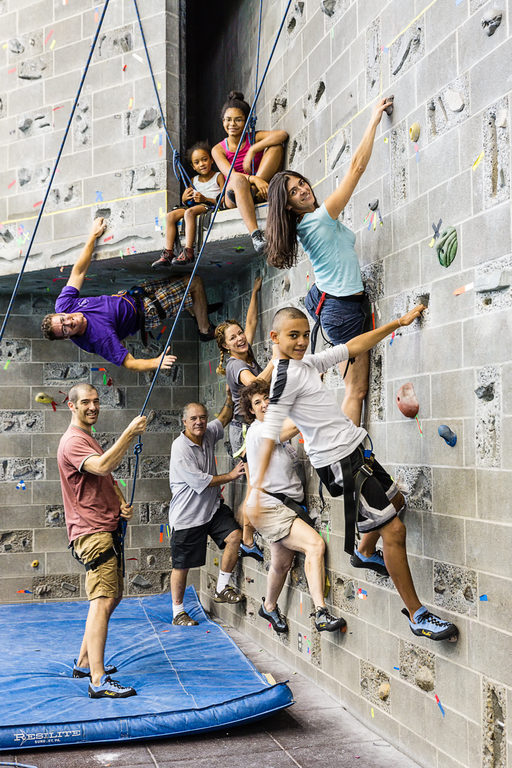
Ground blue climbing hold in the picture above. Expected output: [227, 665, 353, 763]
[438, 425, 457, 447]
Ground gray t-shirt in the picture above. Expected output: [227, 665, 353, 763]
[245, 420, 304, 510]
[225, 356, 262, 419]
[169, 419, 224, 530]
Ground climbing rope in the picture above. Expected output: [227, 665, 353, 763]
[125, 0, 292, 518]
[248, 0, 264, 173]
[0, 0, 112, 345]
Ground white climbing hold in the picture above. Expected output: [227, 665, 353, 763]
[444, 89, 464, 113]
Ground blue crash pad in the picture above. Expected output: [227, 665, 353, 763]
[0, 586, 293, 751]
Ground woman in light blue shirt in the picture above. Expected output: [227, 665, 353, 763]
[265, 97, 392, 426]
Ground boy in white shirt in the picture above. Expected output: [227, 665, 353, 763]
[252, 306, 459, 643]
[241, 380, 346, 634]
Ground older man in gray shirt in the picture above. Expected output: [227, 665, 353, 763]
[169, 391, 246, 626]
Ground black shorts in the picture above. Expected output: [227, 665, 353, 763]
[316, 443, 400, 533]
[170, 503, 241, 569]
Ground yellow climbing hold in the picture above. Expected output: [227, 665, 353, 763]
[409, 122, 420, 142]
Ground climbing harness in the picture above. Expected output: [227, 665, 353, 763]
[316, 437, 375, 556]
[69, 528, 123, 573]
[310, 289, 372, 378]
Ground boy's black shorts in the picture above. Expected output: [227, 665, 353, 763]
[316, 443, 401, 533]
[170, 503, 241, 569]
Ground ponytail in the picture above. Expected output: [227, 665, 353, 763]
[216, 348, 226, 376]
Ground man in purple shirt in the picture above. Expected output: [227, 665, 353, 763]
[41, 218, 216, 371]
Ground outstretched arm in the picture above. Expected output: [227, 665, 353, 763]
[123, 348, 177, 372]
[67, 218, 107, 291]
[324, 97, 393, 220]
[346, 304, 426, 359]
[83, 415, 147, 476]
[245, 275, 262, 345]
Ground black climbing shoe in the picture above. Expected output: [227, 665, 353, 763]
[207, 301, 223, 314]
[313, 607, 347, 633]
[259, 599, 288, 634]
[198, 323, 215, 342]
[73, 659, 117, 679]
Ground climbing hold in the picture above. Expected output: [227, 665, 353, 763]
[131, 574, 152, 588]
[435, 226, 457, 268]
[31, 559, 39, 568]
[444, 89, 465, 113]
[396, 383, 419, 419]
[496, 108, 507, 128]
[475, 269, 512, 292]
[368, 199, 379, 211]
[481, 8, 502, 36]
[384, 95, 394, 116]
[409, 122, 421, 142]
[320, 0, 337, 16]
[378, 682, 391, 700]
[474, 383, 494, 401]
[61, 581, 77, 592]
[438, 425, 457, 447]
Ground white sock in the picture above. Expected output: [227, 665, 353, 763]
[173, 602, 185, 618]
[216, 570, 231, 593]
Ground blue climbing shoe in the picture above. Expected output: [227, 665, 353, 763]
[73, 659, 117, 679]
[259, 598, 288, 634]
[438, 425, 457, 446]
[402, 607, 459, 642]
[88, 675, 136, 699]
[240, 541, 264, 562]
[350, 547, 389, 577]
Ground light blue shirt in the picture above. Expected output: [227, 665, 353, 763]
[296, 203, 363, 296]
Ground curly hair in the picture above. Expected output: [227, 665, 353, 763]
[266, 170, 319, 269]
[215, 319, 256, 375]
[41, 314, 59, 340]
[220, 90, 250, 122]
[186, 141, 212, 166]
[239, 380, 270, 425]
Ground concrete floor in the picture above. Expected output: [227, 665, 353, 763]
[3, 624, 419, 768]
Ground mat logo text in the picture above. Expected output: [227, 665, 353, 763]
[14, 728, 81, 745]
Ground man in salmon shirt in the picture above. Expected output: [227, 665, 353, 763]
[57, 382, 146, 698]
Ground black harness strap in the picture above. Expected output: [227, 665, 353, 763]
[262, 490, 316, 528]
[69, 529, 122, 572]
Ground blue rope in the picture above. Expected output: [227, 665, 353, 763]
[124, 0, 292, 518]
[249, 0, 264, 173]
[132, 0, 193, 190]
[0, 0, 112, 345]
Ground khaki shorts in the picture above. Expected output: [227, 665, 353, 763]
[247, 503, 297, 544]
[73, 531, 123, 601]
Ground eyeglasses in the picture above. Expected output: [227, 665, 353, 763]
[223, 117, 245, 124]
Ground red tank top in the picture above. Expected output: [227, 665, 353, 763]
[223, 135, 263, 174]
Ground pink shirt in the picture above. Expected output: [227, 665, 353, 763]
[223, 135, 263, 174]
[57, 425, 120, 543]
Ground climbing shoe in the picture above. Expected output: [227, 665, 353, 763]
[73, 659, 117, 679]
[88, 675, 136, 699]
[313, 607, 347, 633]
[350, 547, 389, 577]
[239, 541, 264, 562]
[198, 323, 215, 342]
[250, 229, 266, 256]
[402, 607, 459, 642]
[172, 247, 195, 266]
[151, 249, 173, 268]
[259, 599, 288, 634]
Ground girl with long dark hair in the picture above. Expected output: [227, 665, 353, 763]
[265, 97, 393, 426]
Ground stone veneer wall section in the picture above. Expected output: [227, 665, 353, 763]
[196, 2, 512, 768]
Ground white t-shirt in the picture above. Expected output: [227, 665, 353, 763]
[261, 345, 366, 468]
[193, 173, 223, 200]
[245, 420, 304, 509]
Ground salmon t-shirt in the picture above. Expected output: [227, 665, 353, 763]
[57, 425, 120, 543]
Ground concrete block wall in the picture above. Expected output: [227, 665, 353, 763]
[0, 291, 200, 604]
[0, 0, 182, 279]
[196, 2, 512, 767]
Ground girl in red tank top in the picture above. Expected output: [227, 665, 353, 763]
[212, 91, 288, 255]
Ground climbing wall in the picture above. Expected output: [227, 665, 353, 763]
[0, 0, 182, 281]
[196, 2, 512, 767]
[0, 290, 200, 603]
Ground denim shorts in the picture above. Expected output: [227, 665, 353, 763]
[305, 283, 371, 346]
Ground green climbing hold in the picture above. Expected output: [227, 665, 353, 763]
[436, 226, 457, 268]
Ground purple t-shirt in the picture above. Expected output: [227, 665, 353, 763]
[55, 286, 139, 367]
